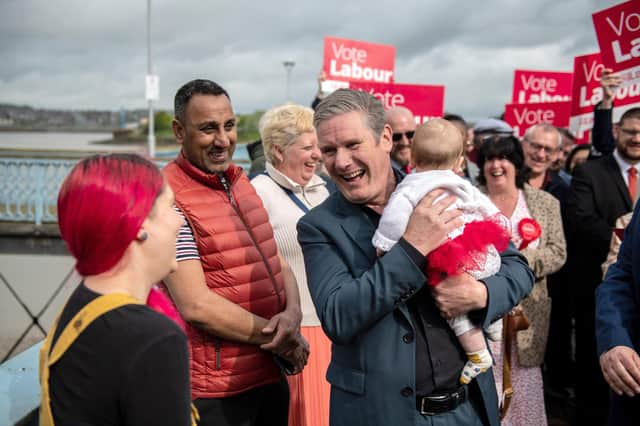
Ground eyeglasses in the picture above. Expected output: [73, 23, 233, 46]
[392, 131, 415, 142]
[524, 139, 557, 155]
[620, 128, 640, 138]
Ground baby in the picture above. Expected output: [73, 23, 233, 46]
[373, 118, 510, 385]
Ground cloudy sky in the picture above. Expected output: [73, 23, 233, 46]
[0, 0, 618, 118]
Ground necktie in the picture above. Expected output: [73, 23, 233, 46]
[629, 167, 637, 201]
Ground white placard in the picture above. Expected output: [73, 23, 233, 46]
[145, 74, 159, 101]
[321, 79, 350, 94]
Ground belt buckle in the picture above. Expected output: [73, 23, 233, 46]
[419, 397, 435, 416]
[419, 387, 464, 416]
[419, 393, 447, 416]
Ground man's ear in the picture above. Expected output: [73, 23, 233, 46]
[172, 119, 185, 145]
[454, 155, 465, 174]
[380, 124, 393, 154]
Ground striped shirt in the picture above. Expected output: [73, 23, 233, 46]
[173, 206, 200, 261]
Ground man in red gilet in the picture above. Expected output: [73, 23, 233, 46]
[162, 79, 308, 426]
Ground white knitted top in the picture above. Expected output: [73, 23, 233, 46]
[251, 162, 330, 326]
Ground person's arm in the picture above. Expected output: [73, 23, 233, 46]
[591, 68, 620, 157]
[521, 196, 567, 278]
[164, 259, 272, 345]
[372, 183, 417, 251]
[597, 204, 640, 396]
[298, 191, 462, 345]
[122, 332, 191, 426]
[311, 70, 327, 110]
[260, 255, 303, 353]
[432, 243, 534, 328]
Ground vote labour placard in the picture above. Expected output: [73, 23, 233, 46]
[504, 102, 571, 139]
[592, 1, 640, 87]
[569, 51, 640, 143]
[323, 36, 395, 85]
[511, 70, 573, 104]
[348, 82, 444, 124]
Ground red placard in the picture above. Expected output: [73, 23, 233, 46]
[592, 1, 640, 84]
[511, 70, 573, 104]
[504, 102, 571, 138]
[323, 36, 395, 84]
[348, 82, 444, 123]
[569, 51, 640, 143]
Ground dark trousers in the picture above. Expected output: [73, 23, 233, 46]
[544, 267, 575, 388]
[194, 377, 289, 426]
[608, 392, 640, 426]
[574, 286, 608, 425]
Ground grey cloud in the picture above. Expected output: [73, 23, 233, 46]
[0, 0, 618, 118]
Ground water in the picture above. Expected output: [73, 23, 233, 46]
[0, 131, 140, 151]
[0, 131, 250, 162]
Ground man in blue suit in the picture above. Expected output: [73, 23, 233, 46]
[597, 212, 640, 424]
[297, 89, 534, 426]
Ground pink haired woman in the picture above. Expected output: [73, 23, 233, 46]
[39, 154, 193, 425]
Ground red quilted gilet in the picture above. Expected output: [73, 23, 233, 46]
[163, 153, 285, 398]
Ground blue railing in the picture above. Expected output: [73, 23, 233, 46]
[0, 148, 250, 226]
[0, 158, 77, 225]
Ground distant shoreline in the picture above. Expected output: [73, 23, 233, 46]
[0, 127, 115, 134]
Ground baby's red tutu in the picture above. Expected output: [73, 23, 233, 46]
[427, 216, 510, 286]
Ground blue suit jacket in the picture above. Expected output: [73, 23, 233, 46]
[596, 202, 640, 424]
[596, 200, 640, 358]
[298, 190, 534, 426]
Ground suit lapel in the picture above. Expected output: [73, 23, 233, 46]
[604, 155, 633, 211]
[334, 192, 414, 326]
[335, 194, 377, 259]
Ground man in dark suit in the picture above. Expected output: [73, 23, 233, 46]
[566, 107, 640, 424]
[597, 200, 640, 426]
[297, 89, 534, 426]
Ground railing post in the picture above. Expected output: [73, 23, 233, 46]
[33, 164, 45, 226]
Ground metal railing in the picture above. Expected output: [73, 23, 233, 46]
[0, 158, 77, 225]
[0, 153, 250, 226]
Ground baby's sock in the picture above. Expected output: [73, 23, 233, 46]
[459, 349, 493, 385]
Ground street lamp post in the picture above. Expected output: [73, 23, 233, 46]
[283, 61, 295, 103]
[146, 0, 156, 158]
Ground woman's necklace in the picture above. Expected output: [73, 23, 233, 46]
[490, 190, 519, 218]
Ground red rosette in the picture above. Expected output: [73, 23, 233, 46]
[517, 218, 541, 250]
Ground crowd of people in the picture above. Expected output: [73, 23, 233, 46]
[37, 67, 640, 426]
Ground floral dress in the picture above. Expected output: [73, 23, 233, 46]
[489, 189, 547, 426]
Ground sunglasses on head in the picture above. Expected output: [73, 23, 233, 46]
[392, 131, 415, 142]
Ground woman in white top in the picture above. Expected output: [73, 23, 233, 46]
[251, 104, 331, 426]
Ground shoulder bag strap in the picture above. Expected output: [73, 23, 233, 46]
[39, 293, 141, 426]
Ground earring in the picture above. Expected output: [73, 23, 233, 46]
[138, 230, 148, 242]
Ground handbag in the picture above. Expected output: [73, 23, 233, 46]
[499, 308, 530, 420]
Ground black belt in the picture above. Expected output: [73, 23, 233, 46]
[416, 386, 467, 415]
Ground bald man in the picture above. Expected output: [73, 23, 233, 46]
[385, 106, 417, 173]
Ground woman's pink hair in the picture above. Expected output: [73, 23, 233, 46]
[57, 154, 164, 276]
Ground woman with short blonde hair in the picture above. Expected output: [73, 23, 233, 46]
[252, 104, 331, 426]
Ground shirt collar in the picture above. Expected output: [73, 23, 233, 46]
[613, 149, 637, 174]
[265, 162, 326, 192]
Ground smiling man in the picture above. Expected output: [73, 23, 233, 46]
[521, 124, 567, 198]
[160, 79, 308, 426]
[385, 106, 417, 174]
[297, 89, 533, 426]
